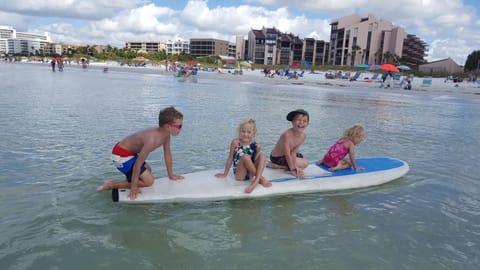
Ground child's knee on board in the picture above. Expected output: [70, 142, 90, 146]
[297, 158, 309, 169]
[256, 152, 266, 163]
[142, 177, 154, 187]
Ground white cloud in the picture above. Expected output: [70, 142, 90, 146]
[0, 0, 138, 19]
[251, 0, 480, 64]
[244, 0, 366, 14]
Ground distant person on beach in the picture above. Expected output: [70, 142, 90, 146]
[215, 118, 271, 193]
[267, 109, 309, 178]
[56, 57, 64, 72]
[384, 71, 393, 88]
[316, 125, 366, 171]
[50, 58, 56, 71]
[404, 75, 412, 90]
[96, 106, 185, 200]
[81, 58, 88, 69]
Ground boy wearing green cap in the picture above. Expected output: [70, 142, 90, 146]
[267, 109, 309, 178]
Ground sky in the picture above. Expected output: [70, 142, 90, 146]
[1, 0, 479, 65]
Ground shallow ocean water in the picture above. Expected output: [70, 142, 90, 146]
[0, 62, 479, 269]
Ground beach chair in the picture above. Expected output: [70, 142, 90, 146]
[396, 77, 405, 89]
[370, 74, 379, 81]
[349, 72, 361, 81]
[420, 78, 432, 87]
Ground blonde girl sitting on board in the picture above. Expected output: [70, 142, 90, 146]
[215, 118, 272, 193]
[317, 125, 367, 171]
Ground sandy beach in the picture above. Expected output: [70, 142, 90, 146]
[21, 61, 480, 100]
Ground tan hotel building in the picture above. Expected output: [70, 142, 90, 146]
[246, 14, 427, 68]
[329, 14, 408, 66]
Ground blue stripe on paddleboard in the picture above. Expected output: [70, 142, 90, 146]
[270, 157, 404, 183]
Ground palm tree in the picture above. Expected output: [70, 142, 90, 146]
[383, 51, 393, 63]
[351, 45, 361, 66]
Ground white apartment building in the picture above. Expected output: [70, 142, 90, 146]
[125, 39, 190, 55]
[0, 25, 51, 55]
[166, 39, 189, 55]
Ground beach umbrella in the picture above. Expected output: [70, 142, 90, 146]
[239, 61, 251, 68]
[396, 65, 411, 71]
[290, 62, 302, 68]
[187, 61, 198, 66]
[354, 63, 370, 69]
[380, 64, 400, 72]
[369, 64, 380, 70]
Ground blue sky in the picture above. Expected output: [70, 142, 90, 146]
[1, 0, 478, 64]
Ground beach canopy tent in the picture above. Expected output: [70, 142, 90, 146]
[290, 62, 302, 68]
[396, 65, 411, 71]
[302, 60, 312, 70]
[380, 64, 400, 72]
[239, 61, 251, 68]
[354, 63, 370, 69]
[218, 55, 236, 64]
[133, 56, 149, 62]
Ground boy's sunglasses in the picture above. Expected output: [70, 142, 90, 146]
[170, 123, 182, 129]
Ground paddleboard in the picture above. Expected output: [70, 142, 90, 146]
[112, 157, 408, 203]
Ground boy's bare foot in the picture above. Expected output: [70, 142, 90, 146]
[260, 176, 272, 188]
[245, 184, 256, 193]
[245, 177, 258, 193]
[96, 180, 113, 191]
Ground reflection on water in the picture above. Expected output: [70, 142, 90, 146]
[1, 63, 479, 269]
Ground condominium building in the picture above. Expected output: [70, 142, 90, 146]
[189, 38, 231, 57]
[402, 34, 428, 68]
[0, 25, 51, 55]
[303, 38, 330, 66]
[125, 41, 167, 53]
[247, 27, 328, 66]
[235, 35, 247, 60]
[329, 14, 407, 66]
[166, 40, 189, 55]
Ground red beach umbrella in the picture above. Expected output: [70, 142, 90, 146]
[187, 61, 198, 66]
[290, 62, 302, 68]
[380, 64, 400, 72]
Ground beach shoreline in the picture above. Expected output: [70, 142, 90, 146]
[10, 61, 480, 100]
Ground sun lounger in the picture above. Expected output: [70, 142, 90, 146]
[394, 77, 404, 88]
[421, 78, 432, 87]
[349, 72, 361, 81]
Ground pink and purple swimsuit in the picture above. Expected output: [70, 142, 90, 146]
[322, 139, 352, 167]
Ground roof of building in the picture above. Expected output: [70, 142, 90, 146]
[252, 29, 265, 39]
[420, 57, 458, 66]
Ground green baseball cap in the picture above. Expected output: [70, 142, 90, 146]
[286, 109, 309, 121]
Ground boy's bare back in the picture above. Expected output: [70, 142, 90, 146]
[120, 127, 171, 154]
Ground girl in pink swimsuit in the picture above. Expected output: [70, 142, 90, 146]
[317, 125, 367, 171]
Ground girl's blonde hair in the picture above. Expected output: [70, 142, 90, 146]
[238, 118, 257, 136]
[342, 125, 366, 141]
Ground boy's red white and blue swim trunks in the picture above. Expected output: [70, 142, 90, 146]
[111, 143, 146, 182]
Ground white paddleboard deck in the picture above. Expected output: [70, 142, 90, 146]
[112, 157, 409, 203]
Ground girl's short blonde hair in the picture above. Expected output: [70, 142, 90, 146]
[238, 118, 257, 136]
[342, 125, 366, 141]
